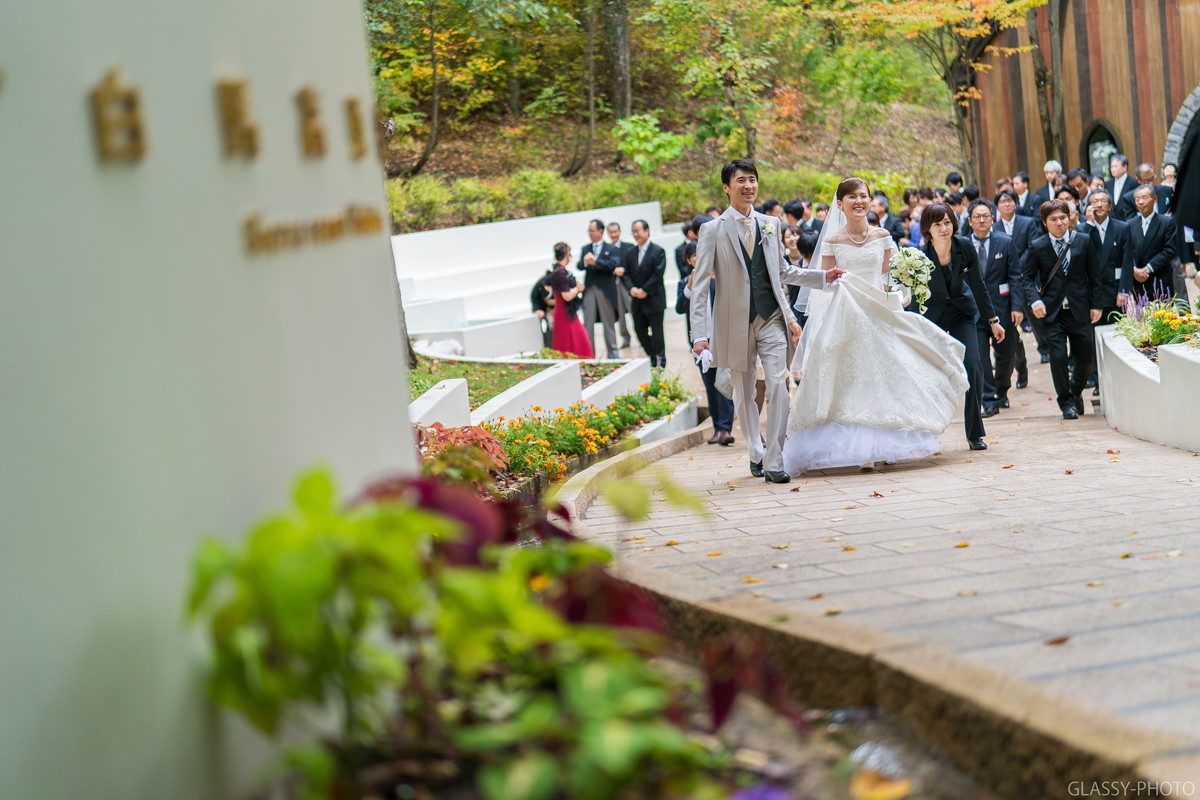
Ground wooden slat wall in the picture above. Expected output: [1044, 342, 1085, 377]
[972, 0, 1200, 185]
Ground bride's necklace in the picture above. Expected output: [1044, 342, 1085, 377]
[845, 227, 870, 245]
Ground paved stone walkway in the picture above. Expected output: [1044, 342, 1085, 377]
[597, 319, 1200, 744]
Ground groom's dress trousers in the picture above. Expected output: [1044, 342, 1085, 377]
[917, 238, 997, 442]
[1022, 233, 1103, 411]
[690, 207, 828, 474]
[576, 240, 622, 357]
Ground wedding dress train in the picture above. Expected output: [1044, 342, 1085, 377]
[783, 238, 968, 475]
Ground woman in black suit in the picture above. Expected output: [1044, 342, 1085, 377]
[917, 203, 1007, 451]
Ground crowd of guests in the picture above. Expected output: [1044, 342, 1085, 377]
[532, 153, 1198, 440]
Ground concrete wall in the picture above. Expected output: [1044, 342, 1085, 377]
[0, 2, 415, 797]
[1097, 328, 1200, 452]
[581, 358, 654, 409]
[412, 316, 544, 359]
[392, 202, 684, 322]
[470, 362, 582, 426]
[409, 379, 471, 428]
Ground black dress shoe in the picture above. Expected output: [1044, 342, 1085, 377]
[707, 431, 721, 444]
[1084, 376, 1097, 389]
[750, 460, 765, 478]
[982, 405, 999, 418]
[1062, 406, 1079, 420]
[998, 398, 1010, 409]
[969, 438, 988, 450]
[1072, 396, 1085, 414]
[1092, 387, 1100, 397]
[764, 470, 791, 484]
[1040, 354, 1051, 364]
[717, 431, 735, 446]
[1015, 376, 1029, 389]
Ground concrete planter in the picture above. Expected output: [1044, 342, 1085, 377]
[408, 378, 470, 427]
[470, 361, 582, 426]
[630, 398, 699, 446]
[581, 358, 653, 408]
[410, 315, 543, 359]
[1096, 326, 1200, 452]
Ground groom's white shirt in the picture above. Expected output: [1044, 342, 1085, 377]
[690, 205, 826, 371]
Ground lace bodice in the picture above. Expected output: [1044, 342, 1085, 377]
[823, 236, 893, 285]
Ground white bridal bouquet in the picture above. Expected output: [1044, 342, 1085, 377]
[889, 246, 934, 312]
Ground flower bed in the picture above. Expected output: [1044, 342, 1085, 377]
[1111, 296, 1200, 361]
[418, 371, 692, 495]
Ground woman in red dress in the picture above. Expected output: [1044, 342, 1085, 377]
[548, 242, 594, 358]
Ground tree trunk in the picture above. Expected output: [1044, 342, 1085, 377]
[604, 0, 631, 119]
[1047, 0, 1067, 162]
[503, 42, 521, 114]
[563, 0, 596, 176]
[405, 0, 439, 177]
[721, 71, 756, 160]
[1026, 7, 1062, 163]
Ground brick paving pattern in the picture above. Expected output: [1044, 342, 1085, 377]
[596, 318, 1200, 742]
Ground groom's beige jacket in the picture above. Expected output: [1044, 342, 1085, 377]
[690, 206, 827, 371]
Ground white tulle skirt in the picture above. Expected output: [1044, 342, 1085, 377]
[783, 422, 940, 474]
[784, 273, 967, 476]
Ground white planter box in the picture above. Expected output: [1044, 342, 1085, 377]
[1097, 326, 1200, 452]
[582, 358, 653, 409]
[408, 378, 471, 427]
[631, 398, 698, 446]
[471, 361, 583, 425]
[411, 316, 543, 359]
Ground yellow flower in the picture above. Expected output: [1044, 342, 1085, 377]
[531, 405, 543, 412]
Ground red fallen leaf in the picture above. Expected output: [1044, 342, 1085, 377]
[869, 491, 885, 498]
[807, 592, 826, 600]
[790, 487, 801, 493]
[1002, 465, 1015, 469]
[1064, 470, 1074, 475]
[1045, 636, 1070, 646]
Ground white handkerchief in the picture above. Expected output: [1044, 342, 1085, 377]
[694, 349, 714, 373]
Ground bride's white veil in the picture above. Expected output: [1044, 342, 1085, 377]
[794, 191, 845, 314]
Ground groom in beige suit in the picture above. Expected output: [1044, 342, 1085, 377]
[691, 160, 843, 483]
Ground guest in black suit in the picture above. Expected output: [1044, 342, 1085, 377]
[917, 203, 1006, 451]
[870, 193, 906, 245]
[1121, 185, 1178, 302]
[622, 219, 668, 367]
[1105, 154, 1134, 209]
[679, 241, 735, 445]
[945, 171, 964, 194]
[1114, 163, 1174, 221]
[530, 269, 556, 348]
[1080, 187, 1135, 396]
[994, 189, 1039, 384]
[1013, 171, 1040, 218]
[576, 218, 623, 358]
[606, 221, 636, 348]
[1023, 200, 1104, 419]
[1065, 168, 1091, 209]
[675, 222, 695, 279]
[1035, 160, 1063, 204]
[965, 200, 1023, 417]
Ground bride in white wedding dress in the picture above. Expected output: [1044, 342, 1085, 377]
[783, 178, 969, 475]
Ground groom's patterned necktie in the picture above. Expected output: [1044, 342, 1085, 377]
[738, 216, 754, 257]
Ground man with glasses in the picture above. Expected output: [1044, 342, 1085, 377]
[965, 199, 1023, 417]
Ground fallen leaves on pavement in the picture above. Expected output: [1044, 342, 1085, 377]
[849, 768, 914, 800]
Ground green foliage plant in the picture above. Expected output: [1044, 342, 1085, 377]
[612, 113, 692, 174]
[188, 468, 748, 800]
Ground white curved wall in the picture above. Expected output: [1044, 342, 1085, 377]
[1097, 328, 1200, 452]
[0, 2, 414, 797]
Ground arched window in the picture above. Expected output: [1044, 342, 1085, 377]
[1081, 121, 1122, 177]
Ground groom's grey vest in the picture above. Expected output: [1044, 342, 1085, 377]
[740, 221, 780, 322]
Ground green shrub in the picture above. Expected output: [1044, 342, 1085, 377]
[580, 174, 634, 210]
[387, 174, 452, 230]
[509, 169, 574, 217]
[612, 113, 692, 174]
[448, 177, 506, 224]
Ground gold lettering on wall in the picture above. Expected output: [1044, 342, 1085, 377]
[216, 79, 259, 159]
[345, 97, 366, 161]
[295, 86, 325, 158]
[90, 68, 147, 163]
[242, 204, 384, 255]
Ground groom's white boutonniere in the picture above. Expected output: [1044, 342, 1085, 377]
[759, 220, 777, 241]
